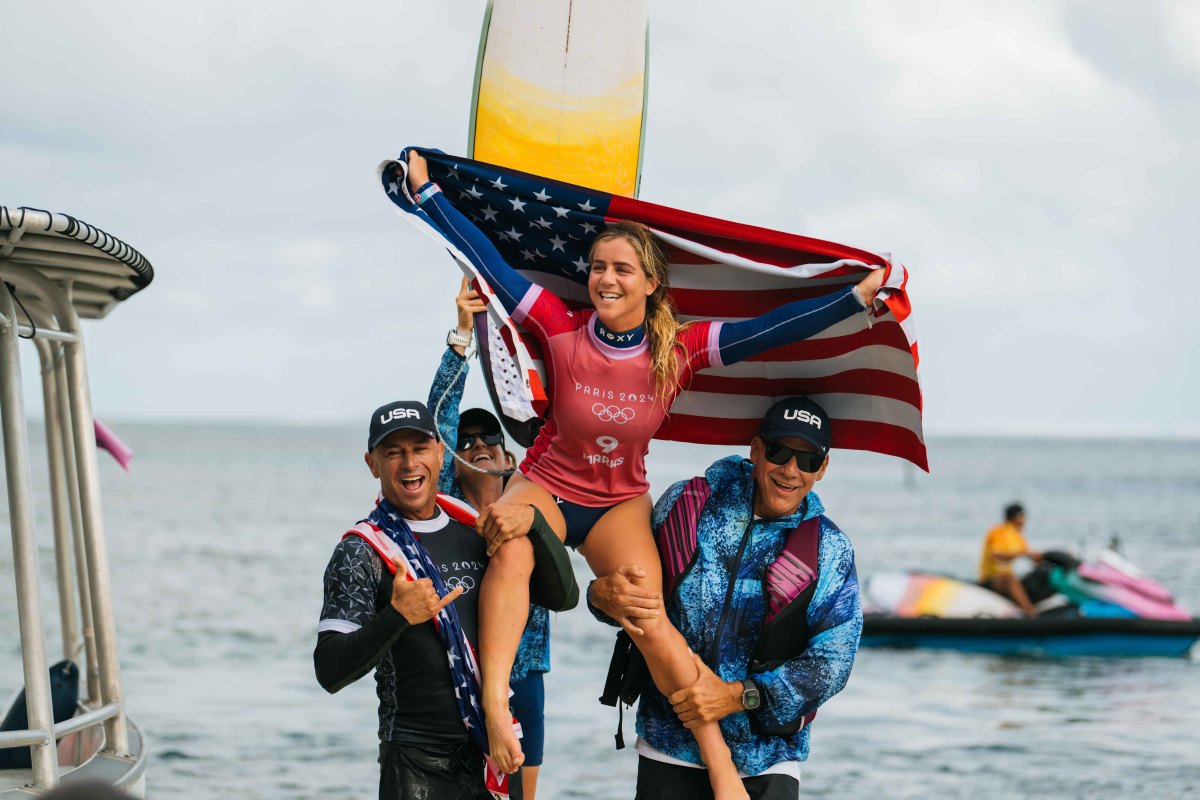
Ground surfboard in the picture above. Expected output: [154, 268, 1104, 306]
[468, 0, 649, 198]
[466, 0, 650, 446]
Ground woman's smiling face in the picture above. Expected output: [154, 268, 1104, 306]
[587, 237, 657, 332]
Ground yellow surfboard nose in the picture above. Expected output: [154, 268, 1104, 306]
[469, 0, 649, 198]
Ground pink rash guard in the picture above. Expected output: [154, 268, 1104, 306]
[514, 286, 722, 506]
[411, 178, 867, 509]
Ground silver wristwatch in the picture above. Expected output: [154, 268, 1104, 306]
[740, 679, 761, 711]
[446, 327, 472, 348]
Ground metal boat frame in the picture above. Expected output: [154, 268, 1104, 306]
[1, 206, 152, 796]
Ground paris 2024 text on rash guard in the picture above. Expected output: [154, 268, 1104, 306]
[416, 182, 868, 507]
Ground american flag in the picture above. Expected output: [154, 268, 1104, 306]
[380, 149, 926, 470]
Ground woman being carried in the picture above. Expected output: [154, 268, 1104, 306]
[405, 151, 883, 800]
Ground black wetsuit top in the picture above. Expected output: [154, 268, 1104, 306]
[314, 509, 487, 743]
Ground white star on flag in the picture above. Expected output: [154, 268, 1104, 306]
[552, 206, 570, 218]
[578, 199, 596, 212]
[490, 176, 508, 192]
[481, 206, 499, 222]
[505, 227, 523, 242]
[466, 184, 483, 199]
[533, 188, 552, 202]
[508, 196, 527, 213]
[549, 236, 566, 251]
[573, 256, 589, 273]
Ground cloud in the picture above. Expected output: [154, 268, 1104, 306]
[1166, 2, 1200, 75]
[4, 0, 1197, 436]
[859, 4, 1103, 115]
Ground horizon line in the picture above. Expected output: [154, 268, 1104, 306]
[23, 415, 1200, 442]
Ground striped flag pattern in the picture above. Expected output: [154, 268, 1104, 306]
[380, 149, 926, 470]
[347, 493, 513, 798]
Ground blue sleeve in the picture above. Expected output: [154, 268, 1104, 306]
[418, 183, 534, 314]
[750, 524, 863, 731]
[427, 347, 468, 496]
[716, 286, 865, 366]
[651, 479, 690, 531]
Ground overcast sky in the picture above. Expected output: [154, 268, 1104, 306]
[3, 1, 1198, 438]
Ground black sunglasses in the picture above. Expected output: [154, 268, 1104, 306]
[456, 431, 504, 451]
[762, 440, 825, 472]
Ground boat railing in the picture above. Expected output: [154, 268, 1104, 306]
[0, 703, 119, 749]
[1, 253, 133, 791]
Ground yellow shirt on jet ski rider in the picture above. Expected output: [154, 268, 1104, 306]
[979, 522, 1030, 581]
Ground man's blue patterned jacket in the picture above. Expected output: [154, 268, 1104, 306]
[603, 455, 863, 775]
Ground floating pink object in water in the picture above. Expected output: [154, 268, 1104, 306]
[94, 418, 132, 472]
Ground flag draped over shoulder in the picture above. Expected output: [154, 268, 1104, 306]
[346, 494, 513, 799]
[380, 149, 927, 471]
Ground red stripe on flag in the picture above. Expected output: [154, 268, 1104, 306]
[521, 334, 544, 361]
[656, 415, 928, 471]
[670, 285, 857, 317]
[837, 419, 929, 472]
[881, 264, 912, 324]
[608, 195, 889, 269]
[739, 322, 913, 361]
[684, 369, 923, 410]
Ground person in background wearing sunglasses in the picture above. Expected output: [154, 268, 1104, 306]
[589, 397, 862, 800]
[426, 277, 554, 800]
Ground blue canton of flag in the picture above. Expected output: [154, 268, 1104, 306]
[385, 149, 612, 292]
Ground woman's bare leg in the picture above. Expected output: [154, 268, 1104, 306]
[580, 495, 748, 800]
[478, 473, 566, 773]
[522, 766, 540, 800]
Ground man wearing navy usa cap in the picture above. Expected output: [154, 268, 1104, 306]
[590, 396, 862, 800]
[314, 400, 577, 800]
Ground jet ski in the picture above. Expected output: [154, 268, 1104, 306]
[860, 549, 1200, 657]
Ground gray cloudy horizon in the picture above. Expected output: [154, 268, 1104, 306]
[3, 1, 1198, 440]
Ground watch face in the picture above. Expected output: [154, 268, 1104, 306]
[742, 683, 761, 709]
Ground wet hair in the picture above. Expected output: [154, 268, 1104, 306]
[588, 221, 690, 400]
[1004, 503, 1025, 522]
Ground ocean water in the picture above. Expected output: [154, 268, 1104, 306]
[2, 425, 1198, 799]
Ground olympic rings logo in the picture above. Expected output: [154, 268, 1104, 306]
[592, 403, 636, 424]
[444, 575, 477, 593]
